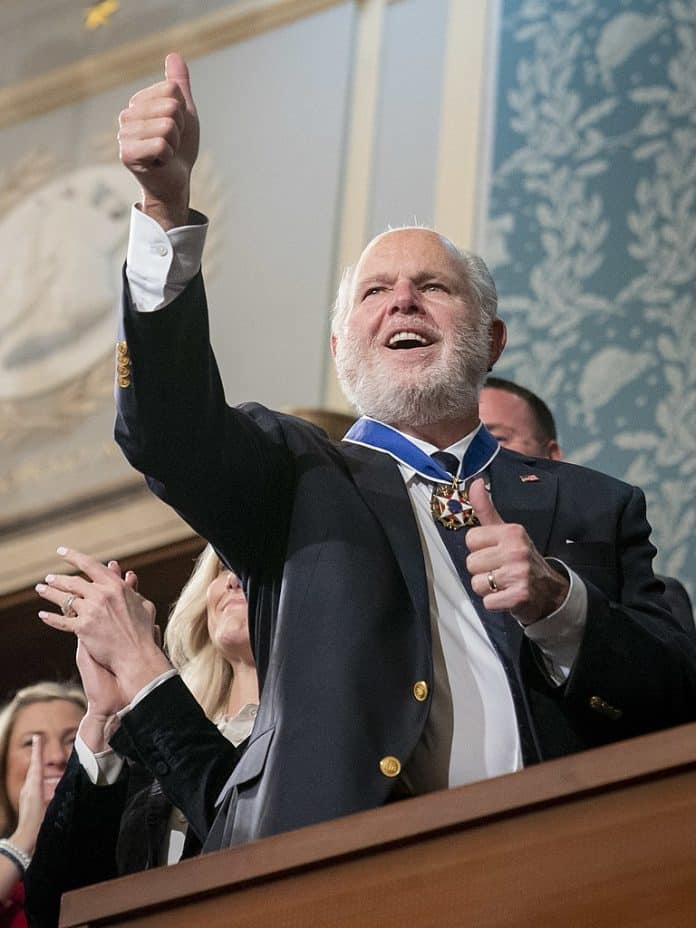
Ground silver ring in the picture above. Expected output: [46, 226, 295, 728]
[487, 571, 498, 593]
[61, 594, 78, 617]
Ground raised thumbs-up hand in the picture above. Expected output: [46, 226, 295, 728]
[118, 52, 200, 230]
[465, 478, 569, 624]
[468, 477, 503, 527]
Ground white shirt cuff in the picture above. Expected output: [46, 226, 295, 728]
[75, 730, 124, 786]
[75, 670, 179, 785]
[116, 668, 179, 718]
[125, 205, 208, 312]
[522, 561, 588, 685]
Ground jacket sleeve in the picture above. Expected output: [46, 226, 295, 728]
[24, 751, 128, 928]
[110, 675, 244, 843]
[114, 271, 294, 579]
[659, 575, 695, 636]
[525, 483, 696, 756]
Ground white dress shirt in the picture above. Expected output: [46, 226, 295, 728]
[392, 428, 586, 790]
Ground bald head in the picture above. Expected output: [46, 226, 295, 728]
[332, 227, 498, 336]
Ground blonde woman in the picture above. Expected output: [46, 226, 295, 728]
[27, 546, 257, 928]
[0, 682, 85, 928]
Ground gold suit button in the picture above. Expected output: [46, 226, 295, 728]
[379, 756, 401, 778]
[589, 695, 622, 720]
[116, 341, 129, 356]
[413, 681, 429, 702]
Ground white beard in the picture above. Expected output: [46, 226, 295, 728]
[334, 319, 491, 428]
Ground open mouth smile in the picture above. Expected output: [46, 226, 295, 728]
[387, 331, 435, 350]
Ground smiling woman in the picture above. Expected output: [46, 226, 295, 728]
[25, 545, 259, 928]
[0, 682, 86, 928]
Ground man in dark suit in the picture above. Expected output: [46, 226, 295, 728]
[37, 54, 696, 856]
[480, 376, 695, 635]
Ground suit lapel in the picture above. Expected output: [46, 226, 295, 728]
[489, 451, 558, 555]
[340, 442, 429, 622]
[338, 443, 552, 766]
[337, 446, 558, 613]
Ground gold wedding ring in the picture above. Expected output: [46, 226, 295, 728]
[61, 594, 78, 617]
[487, 571, 498, 593]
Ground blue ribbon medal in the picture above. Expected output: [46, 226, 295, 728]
[344, 417, 499, 530]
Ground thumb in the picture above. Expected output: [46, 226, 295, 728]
[468, 478, 504, 526]
[165, 52, 195, 111]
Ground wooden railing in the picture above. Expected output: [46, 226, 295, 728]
[60, 720, 696, 927]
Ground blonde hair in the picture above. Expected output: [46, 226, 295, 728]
[0, 681, 86, 836]
[164, 545, 234, 723]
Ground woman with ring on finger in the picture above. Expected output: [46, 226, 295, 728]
[27, 545, 258, 928]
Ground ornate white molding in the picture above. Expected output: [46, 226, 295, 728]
[0, 0, 345, 129]
[0, 486, 194, 596]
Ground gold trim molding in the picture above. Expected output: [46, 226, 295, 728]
[0, 486, 194, 596]
[0, 0, 345, 129]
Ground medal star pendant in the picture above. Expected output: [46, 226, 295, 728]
[430, 480, 479, 530]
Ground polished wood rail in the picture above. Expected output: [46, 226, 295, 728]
[61, 721, 696, 927]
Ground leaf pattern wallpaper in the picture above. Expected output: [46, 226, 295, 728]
[485, 0, 696, 592]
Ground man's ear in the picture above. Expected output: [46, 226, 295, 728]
[488, 318, 507, 370]
[330, 333, 337, 359]
[548, 440, 563, 461]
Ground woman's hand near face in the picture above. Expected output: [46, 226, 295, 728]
[10, 734, 47, 857]
[36, 548, 172, 703]
[0, 736, 45, 902]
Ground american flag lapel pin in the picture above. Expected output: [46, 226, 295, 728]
[520, 474, 540, 483]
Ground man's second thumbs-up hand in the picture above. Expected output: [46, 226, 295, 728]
[118, 52, 200, 230]
[465, 478, 569, 624]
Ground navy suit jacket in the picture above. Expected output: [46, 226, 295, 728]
[112, 271, 696, 851]
[659, 575, 695, 636]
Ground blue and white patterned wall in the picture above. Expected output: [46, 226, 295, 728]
[484, 0, 696, 592]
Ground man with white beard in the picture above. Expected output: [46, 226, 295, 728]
[54, 54, 696, 853]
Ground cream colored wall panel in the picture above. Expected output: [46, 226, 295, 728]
[434, 0, 492, 249]
[0, 492, 192, 596]
[368, 0, 449, 235]
[325, 0, 386, 411]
